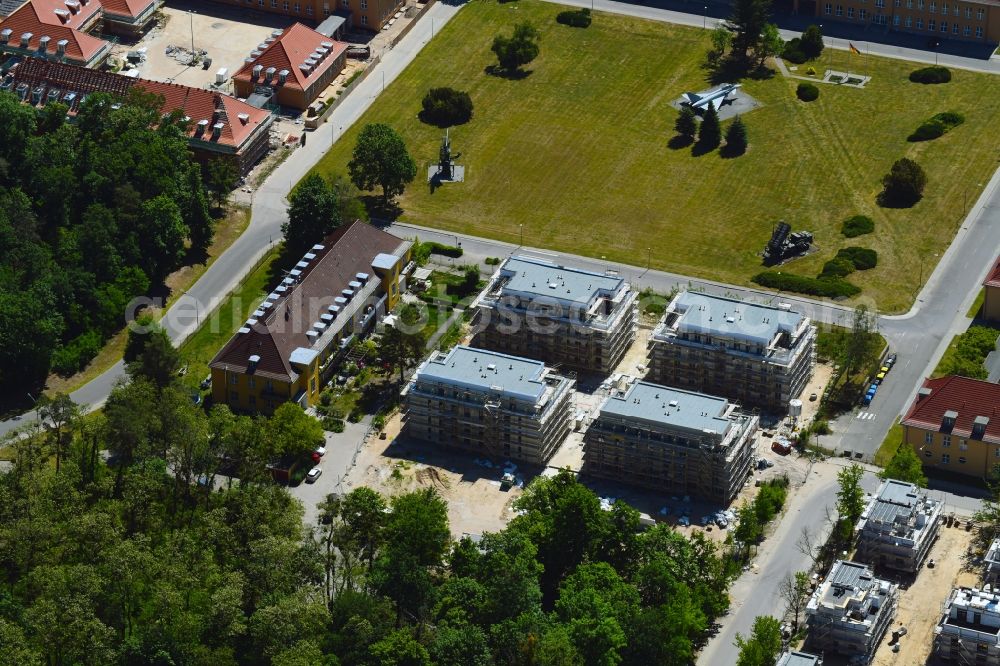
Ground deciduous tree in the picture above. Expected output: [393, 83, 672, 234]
[283, 173, 342, 255]
[491, 22, 541, 73]
[348, 123, 418, 205]
[735, 615, 783, 666]
[880, 443, 928, 487]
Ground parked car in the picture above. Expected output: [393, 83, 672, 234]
[314, 445, 327, 457]
[886, 353, 898, 367]
[306, 467, 322, 483]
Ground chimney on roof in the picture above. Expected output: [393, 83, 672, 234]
[277, 69, 288, 85]
[917, 387, 932, 401]
[195, 118, 209, 136]
[0, 29, 11, 44]
[252, 64, 263, 80]
[20, 33, 33, 49]
[38, 36, 50, 53]
[56, 39, 68, 56]
[212, 122, 224, 140]
[299, 63, 311, 76]
[54, 8, 70, 21]
[237, 112, 250, 125]
[264, 66, 276, 83]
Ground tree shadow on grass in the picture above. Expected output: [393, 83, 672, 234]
[484, 65, 532, 80]
[361, 195, 403, 224]
[690, 140, 719, 157]
[719, 144, 746, 159]
[704, 56, 776, 86]
[668, 135, 694, 150]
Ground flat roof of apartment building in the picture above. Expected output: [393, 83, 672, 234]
[494, 256, 625, 306]
[942, 587, 1000, 636]
[860, 478, 939, 527]
[414, 345, 562, 404]
[597, 378, 733, 435]
[777, 652, 822, 666]
[810, 560, 894, 624]
[659, 291, 806, 348]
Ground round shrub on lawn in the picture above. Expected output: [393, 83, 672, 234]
[420, 87, 473, 127]
[841, 215, 874, 238]
[796, 82, 819, 102]
[909, 65, 951, 84]
[821, 257, 856, 279]
[556, 8, 592, 27]
[838, 246, 878, 270]
[908, 119, 946, 142]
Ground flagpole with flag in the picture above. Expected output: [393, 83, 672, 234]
[848, 41, 861, 79]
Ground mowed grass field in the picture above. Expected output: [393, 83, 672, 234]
[313, 0, 1000, 313]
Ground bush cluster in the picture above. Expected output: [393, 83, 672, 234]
[782, 39, 808, 64]
[841, 215, 874, 238]
[50, 330, 103, 376]
[907, 111, 965, 142]
[752, 271, 862, 298]
[880, 157, 927, 208]
[796, 82, 819, 102]
[754, 478, 789, 524]
[909, 65, 952, 83]
[837, 246, 878, 270]
[420, 87, 473, 127]
[556, 8, 592, 27]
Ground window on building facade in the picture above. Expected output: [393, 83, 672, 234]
[294, 2, 300, 11]
[283, 0, 289, 8]
[875, 14, 887, 24]
[942, 454, 950, 464]
[876, 0, 884, 7]
[893, 14, 901, 24]
[928, 18, 936, 29]
[895, 0, 901, 6]
[964, 25, 971, 34]
[942, 2, 948, 12]
[343, 0, 349, 6]
[976, 26, 983, 37]
[860, 8, 868, 18]
[361, 0, 367, 8]
[272, 0, 277, 7]
[925, 432, 934, 445]
[825, 3, 832, 13]
[977, 7, 984, 19]
[907, 0, 913, 7]
[953, 4, 959, 15]
[848, 6, 855, 17]
[941, 20, 948, 30]
[361, 14, 368, 24]
[917, 0, 924, 10]
[929, 2, 936, 12]
[837, 4, 844, 14]
[916, 17, 924, 27]
[943, 435, 952, 447]
[905, 15, 912, 25]
[953, 22, 959, 32]
[306, 5, 312, 14]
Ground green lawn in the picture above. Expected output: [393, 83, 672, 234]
[313, 0, 1000, 313]
[177, 248, 284, 393]
[874, 418, 903, 467]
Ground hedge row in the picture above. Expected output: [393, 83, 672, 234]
[426, 241, 463, 258]
[841, 215, 874, 238]
[908, 111, 965, 142]
[909, 66, 951, 84]
[752, 271, 861, 298]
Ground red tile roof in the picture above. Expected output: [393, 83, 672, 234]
[985, 256, 1000, 289]
[902, 376, 1000, 445]
[100, 0, 155, 18]
[18, 0, 101, 30]
[6, 58, 272, 151]
[136, 78, 272, 150]
[0, 1, 107, 62]
[233, 22, 348, 92]
[211, 221, 409, 382]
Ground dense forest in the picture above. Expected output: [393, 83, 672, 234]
[1, 358, 736, 665]
[0, 88, 214, 405]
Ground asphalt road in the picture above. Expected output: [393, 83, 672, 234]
[0, 0, 464, 438]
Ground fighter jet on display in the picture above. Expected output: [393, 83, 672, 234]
[682, 83, 741, 111]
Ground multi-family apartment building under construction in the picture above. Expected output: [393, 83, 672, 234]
[934, 586, 1000, 664]
[806, 560, 898, 662]
[647, 292, 816, 413]
[403, 345, 574, 465]
[472, 256, 637, 374]
[582, 375, 757, 504]
[854, 478, 942, 573]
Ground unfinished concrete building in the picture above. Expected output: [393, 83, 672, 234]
[934, 587, 1000, 664]
[647, 292, 816, 413]
[403, 345, 574, 465]
[806, 560, 898, 662]
[472, 256, 637, 374]
[985, 540, 1000, 588]
[582, 376, 757, 504]
[854, 479, 942, 573]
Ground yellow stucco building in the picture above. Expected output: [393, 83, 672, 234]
[210, 220, 412, 413]
[984, 256, 1000, 323]
[902, 375, 1000, 479]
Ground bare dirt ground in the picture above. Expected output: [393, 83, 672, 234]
[870, 523, 979, 666]
[344, 411, 523, 538]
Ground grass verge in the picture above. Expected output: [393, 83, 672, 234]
[313, 0, 1000, 313]
[873, 418, 903, 467]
